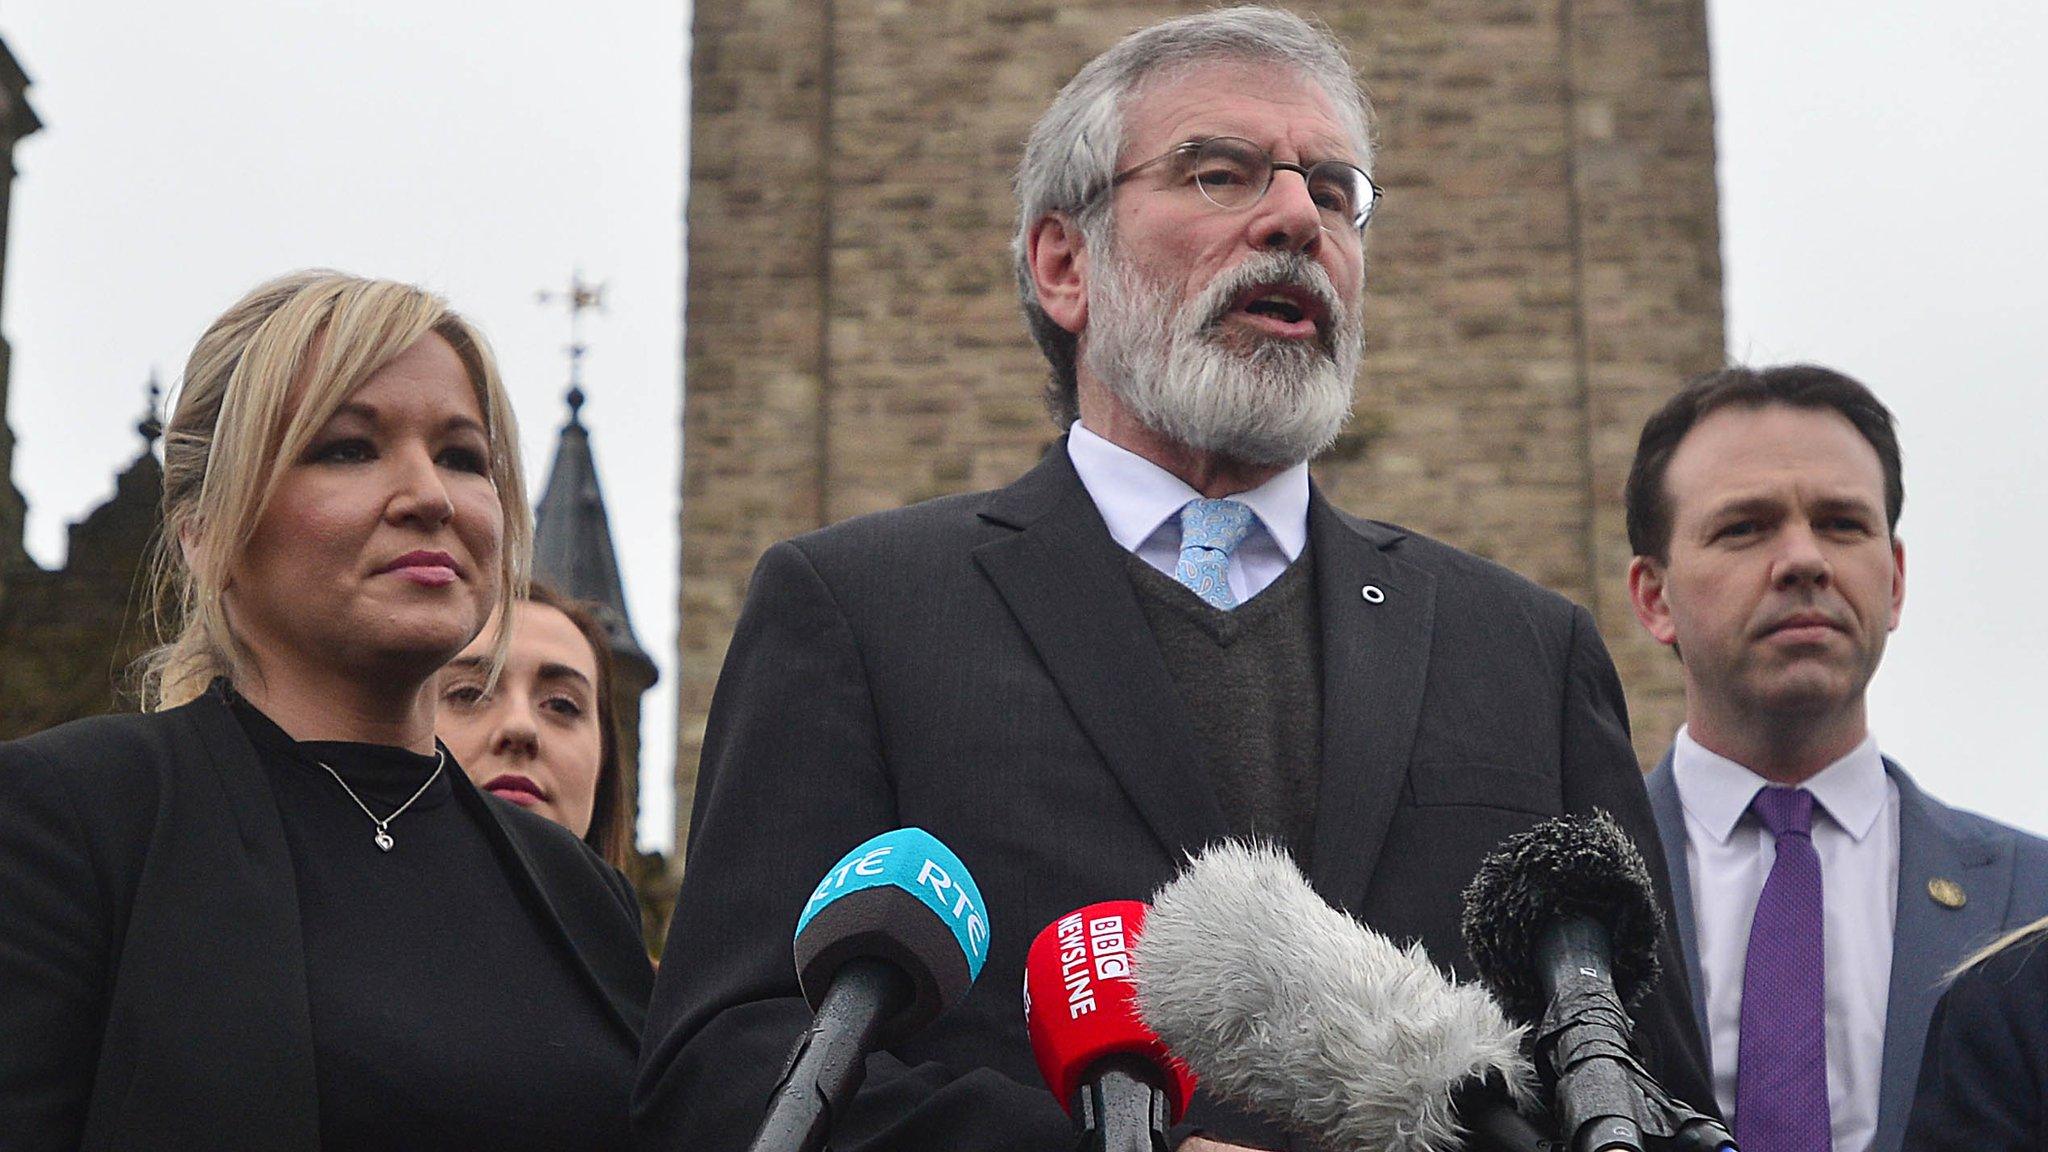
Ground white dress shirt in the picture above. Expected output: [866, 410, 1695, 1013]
[1065, 421, 1309, 602]
[1672, 726, 1899, 1152]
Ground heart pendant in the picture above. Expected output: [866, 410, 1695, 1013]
[375, 830, 395, 852]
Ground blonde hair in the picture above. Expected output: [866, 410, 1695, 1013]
[140, 270, 531, 710]
[1949, 913, 2048, 981]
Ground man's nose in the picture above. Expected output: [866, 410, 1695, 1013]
[1772, 523, 1831, 589]
[1248, 168, 1324, 255]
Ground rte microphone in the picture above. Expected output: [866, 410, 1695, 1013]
[1461, 811, 1736, 1152]
[1135, 840, 1536, 1152]
[746, 827, 991, 1152]
[1024, 901, 1196, 1152]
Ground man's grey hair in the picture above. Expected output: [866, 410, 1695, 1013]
[1011, 6, 1376, 427]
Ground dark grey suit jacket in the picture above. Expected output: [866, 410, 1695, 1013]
[1647, 752, 2048, 1152]
[637, 445, 1714, 1150]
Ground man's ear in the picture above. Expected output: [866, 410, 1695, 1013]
[1889, 533, 1906, 631]
[1027, 212, 1088, 335]
[1627, 555, 1678, 647]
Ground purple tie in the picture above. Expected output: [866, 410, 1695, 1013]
[1736, 787, 1832, 1152]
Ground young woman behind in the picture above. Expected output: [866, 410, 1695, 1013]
[436, 583, 634, 872]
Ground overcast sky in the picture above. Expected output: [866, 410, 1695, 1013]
[1, 2, 2042, 849]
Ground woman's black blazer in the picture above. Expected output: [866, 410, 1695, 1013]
[0, 689, 654, 1151]
[1904, 934, 2048, 1151]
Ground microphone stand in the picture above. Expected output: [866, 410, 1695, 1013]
[1534, 919, 1736, 1152]
[746, 957, 913, 1152]
[1069, 1054, 1173, 1152]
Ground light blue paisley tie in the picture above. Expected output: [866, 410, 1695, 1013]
[1174, 498, 1257, 610]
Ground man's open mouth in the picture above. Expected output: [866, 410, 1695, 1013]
[1218, 282, 1331, 348]
[1244, 292, 1308, 324]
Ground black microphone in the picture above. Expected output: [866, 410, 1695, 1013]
[1135, 839, 1538, 1152]
[1461, 811, 1736, 1152]
[746, 828, 991, 1152]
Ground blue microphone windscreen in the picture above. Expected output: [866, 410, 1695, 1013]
[793, 828, 991, 1040]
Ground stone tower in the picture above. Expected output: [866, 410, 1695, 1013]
[0, 39, 179, 736]
[0, 39, 167, 737]
[679, 1, 1723, 853]
[0, 38, 42, 575]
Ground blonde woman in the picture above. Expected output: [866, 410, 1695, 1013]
[0, 272, 651, 1151]
[1901, 914, 2048, 1150]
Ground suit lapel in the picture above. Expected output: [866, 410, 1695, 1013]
[1873, 761, 2005, 1152]
[1304, 495, 1436, 913]
[1646, 753, 1710, 1056]
[117, 692, 320, 1148]
[454, 769, 646, 1039]
[974, 446, 1227, 860]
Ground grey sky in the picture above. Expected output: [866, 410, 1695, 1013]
[1, 2, 2040, 851]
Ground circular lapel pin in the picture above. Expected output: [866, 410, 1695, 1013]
[1927, 878, 1967, 909]
[1360, 585, 1385, 604]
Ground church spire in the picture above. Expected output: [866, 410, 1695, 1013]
[530, 276, 654, 681]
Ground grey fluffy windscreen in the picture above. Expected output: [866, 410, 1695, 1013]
[1136, 840, 1532, 1152]
[1458, 809, 1665, 1024]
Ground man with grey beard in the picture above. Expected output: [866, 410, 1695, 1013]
[638, 9, 1714, 1151]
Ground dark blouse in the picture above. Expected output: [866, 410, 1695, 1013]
[231, 692, 637, 1152]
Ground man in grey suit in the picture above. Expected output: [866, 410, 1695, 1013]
[1624, 364, 2048, 1152]
[638, 9, 1713, 1150]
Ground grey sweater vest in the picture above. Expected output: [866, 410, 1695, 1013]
[1125, 550, 1323, 868]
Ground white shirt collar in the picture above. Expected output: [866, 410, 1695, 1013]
[1066, 421, 1309, 560]
[1671, 725, 1889, 844]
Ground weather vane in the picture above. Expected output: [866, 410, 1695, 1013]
[536, 270, 607, 418]
[139, 368, 163, 446]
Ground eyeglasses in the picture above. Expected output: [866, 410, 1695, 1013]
[1089, 136, 1383, 233]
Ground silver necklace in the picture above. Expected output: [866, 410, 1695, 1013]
[316, 749, 446, 852]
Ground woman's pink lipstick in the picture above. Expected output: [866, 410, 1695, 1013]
[378, 550, 460, 587]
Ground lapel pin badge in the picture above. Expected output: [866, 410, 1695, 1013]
[1927, 878, 1967, 909]
[1360, 584, 1385, 604]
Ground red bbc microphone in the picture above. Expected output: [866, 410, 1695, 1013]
[1024, 901, 1195, 1152]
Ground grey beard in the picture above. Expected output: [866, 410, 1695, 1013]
[1084, 248, 1364, 469]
